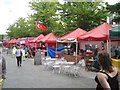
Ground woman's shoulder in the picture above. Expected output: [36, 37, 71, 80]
[97, 71, 107, 77]
[96, 71, 109, 79]
[97, 67, 118, 78]
[96, 72, 108, 82]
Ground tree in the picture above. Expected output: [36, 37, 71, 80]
[7, 17, 30, 39]
[106, 2, 120, 24]
[0, 34, 4, 42]
[6, 1, 111, 38]
[59, 2, 110, 34]
[28, 0, 64, 36]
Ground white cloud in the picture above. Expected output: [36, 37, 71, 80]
[0, 0, 32, 34]
[104, 0, 119, 5]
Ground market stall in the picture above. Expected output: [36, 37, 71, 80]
[110, 26, 120, 72]
[38, 33, 58, 57]
[78, 22, 113, 52]
[58, 28, 87, 63]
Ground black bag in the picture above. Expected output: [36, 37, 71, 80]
[20, 50, 23, 56]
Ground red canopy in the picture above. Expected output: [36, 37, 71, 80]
[8, 39, 17, 44]
[30, 34, 44, 43]
[61, 28, 87, 40]
[78, 23, 113, 41]
[27, 37, 35, 43]
[39, 33, 58, 43]
[16, 38, 21, 44]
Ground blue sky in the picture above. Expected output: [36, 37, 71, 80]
[0, 0, 119, 34]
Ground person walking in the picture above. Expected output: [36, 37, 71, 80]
[95, 51, 119, 90]
[0, 51, 6, 90]
[15, 44, 22, 67]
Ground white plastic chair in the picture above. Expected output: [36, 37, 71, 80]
[44, 57, 54, 70]
[52, 59, 65, 74]
[69, 65, 81, 77]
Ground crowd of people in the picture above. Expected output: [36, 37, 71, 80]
[114, 47, 120, 59]
[9, 45, 38, 58]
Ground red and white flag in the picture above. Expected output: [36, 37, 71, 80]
[36, 21, 48, 30]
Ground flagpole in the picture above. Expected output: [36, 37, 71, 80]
[109, 39, 111, 58]
[56, 39, 58, 59]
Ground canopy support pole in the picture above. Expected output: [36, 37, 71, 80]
[76, 40, 78, 64]
[107, 40, 108, 52]
[109, 39, 111, 58]
[107, 40, 112, 58]
[46, 43, 48, 57]
[56, 40, 57, 58]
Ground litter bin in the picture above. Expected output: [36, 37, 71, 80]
[34, 49, 42, 65]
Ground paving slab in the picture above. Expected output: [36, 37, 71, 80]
[2, 53, 97, 88]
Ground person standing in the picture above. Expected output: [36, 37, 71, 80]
[15, 44, 22, 67]
[12, 46, 17, 55]
[25, 46, 28, 58]
[95, 51, 119, 90]
[0, 51, 6, 90]
[21, 48, 25, 61]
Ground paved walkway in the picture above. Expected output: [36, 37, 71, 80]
[2, 53, 97, 88]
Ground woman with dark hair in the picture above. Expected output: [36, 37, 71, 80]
[95, 51, 119, 90]
[15, 44, 23, 67]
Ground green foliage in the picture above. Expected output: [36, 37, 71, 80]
[60, 2, 110, 33]
[106, 2, 120, 24]
[6, 1, 111, 39]
[0, 35, 4, 41]
[7, 17, 30, 39]
[29, 1, 63, 35]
